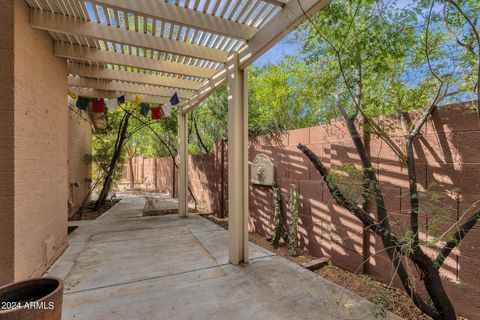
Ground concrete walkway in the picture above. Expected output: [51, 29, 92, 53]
[49, 196, 401, 320]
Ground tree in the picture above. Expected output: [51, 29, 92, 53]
[294, 0, 480, 319]
[125, 142, 138, 190]
[94, 110, 131, 210]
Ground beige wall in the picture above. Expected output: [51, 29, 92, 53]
[68, 107, 92, 216]
[0, 0, 68, 284]
[0, 0, 16, 285]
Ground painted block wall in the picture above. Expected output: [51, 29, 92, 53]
[68, 107, 92, 216]
[0, 0, 16, 285]
[0, 0, 68, 284]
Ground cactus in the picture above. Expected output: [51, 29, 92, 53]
[271, 184, 283, 247]
[288, 184, 299, 256]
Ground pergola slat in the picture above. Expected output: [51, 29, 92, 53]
[55, 42, 217, 78]
[68, 63, 203, 90]
[261, 0, 286, 7]
[181, 0, 331, 113]
[181, 69, 227, 113]
[68, 76, 193, 99]
[30, 9, 229, 63]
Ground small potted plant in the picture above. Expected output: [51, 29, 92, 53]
[0, 277, 63, 320]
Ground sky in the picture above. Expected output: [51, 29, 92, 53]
[252, 33, 302, 67]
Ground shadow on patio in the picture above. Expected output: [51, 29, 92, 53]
[48, 195, 400, 320]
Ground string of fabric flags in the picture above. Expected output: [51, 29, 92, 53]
[69, 91, 179, 121]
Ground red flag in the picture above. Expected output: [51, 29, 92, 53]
[151, 107, 162, 120]
[92, 98, 105, 113]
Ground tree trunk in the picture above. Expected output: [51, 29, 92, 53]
[94, 112, 130, 211]
[128, 156, 134, 190]
[411, 250, 456, 320]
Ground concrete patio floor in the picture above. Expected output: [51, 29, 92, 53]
[48, 196, 401, 320]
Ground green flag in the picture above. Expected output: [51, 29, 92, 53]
[140, 103, 150, 117]
[76, 96, 90, 110]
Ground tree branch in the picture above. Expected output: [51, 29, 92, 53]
[445, 0, 480, 114]
[434, 208, 480, 267]
[443, 1, 476, 55]
[408, 83, 445, 139]
[193, 112, 209, 153]
[297, 143, 439, 318]
[298, 143, 385, 235]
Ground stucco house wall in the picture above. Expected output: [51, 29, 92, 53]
[0, 0, 68, 284]
[68, 107, 92, 216]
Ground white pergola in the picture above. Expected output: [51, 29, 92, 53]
[27, 0, 330, 265]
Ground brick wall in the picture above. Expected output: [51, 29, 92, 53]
[141, 101, 479, 318]
[68, 107, 92, 216]
[0, 0, 68, 284]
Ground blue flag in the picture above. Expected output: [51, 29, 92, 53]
[170, 93, 179, 105]
[117, 95, 126, 105]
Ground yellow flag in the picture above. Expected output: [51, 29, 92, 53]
[68, 91, 78, 99]
[134, 95, 141, 106]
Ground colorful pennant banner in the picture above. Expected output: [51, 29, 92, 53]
[72, 92, 177, 120]
[91, 99, 106, 113]
[151, 107, 162, 120]
[76, 96, 90, 111]
[161, 92, 179, 116]
[139, 103, 150, 117]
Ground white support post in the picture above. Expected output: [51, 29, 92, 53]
[178, 109, 188, 217]
[227, 52, 249, 265]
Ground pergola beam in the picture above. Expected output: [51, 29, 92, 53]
[181, 0, 331, 113]
[69, 87, 170, 104]
[68, 76, 192, 99]
[93, 0, 257, 40]
[68, 63, 204, 91]
[177, 111, 188, 217]
[227, 53, 249, 265]
[180, 69, 227, 113]
[30, 9, 229, 63]
[262, 0, 287, 7]
[55, 42, 217, 78]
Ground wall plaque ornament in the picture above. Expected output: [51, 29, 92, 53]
[251, 154, 275, 186]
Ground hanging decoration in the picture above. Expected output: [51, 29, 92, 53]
[151, 106, 162, 120]
[92, 98, 106, 113]
[105, 99, 119, 111]
[161, 92, 179, 116]
[117, 95, 125, 105]
[139, 103, 150, 117]
[76, 96, 90, 111]
[134, 95, 141, 106]
[68, 91, 78, 99]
